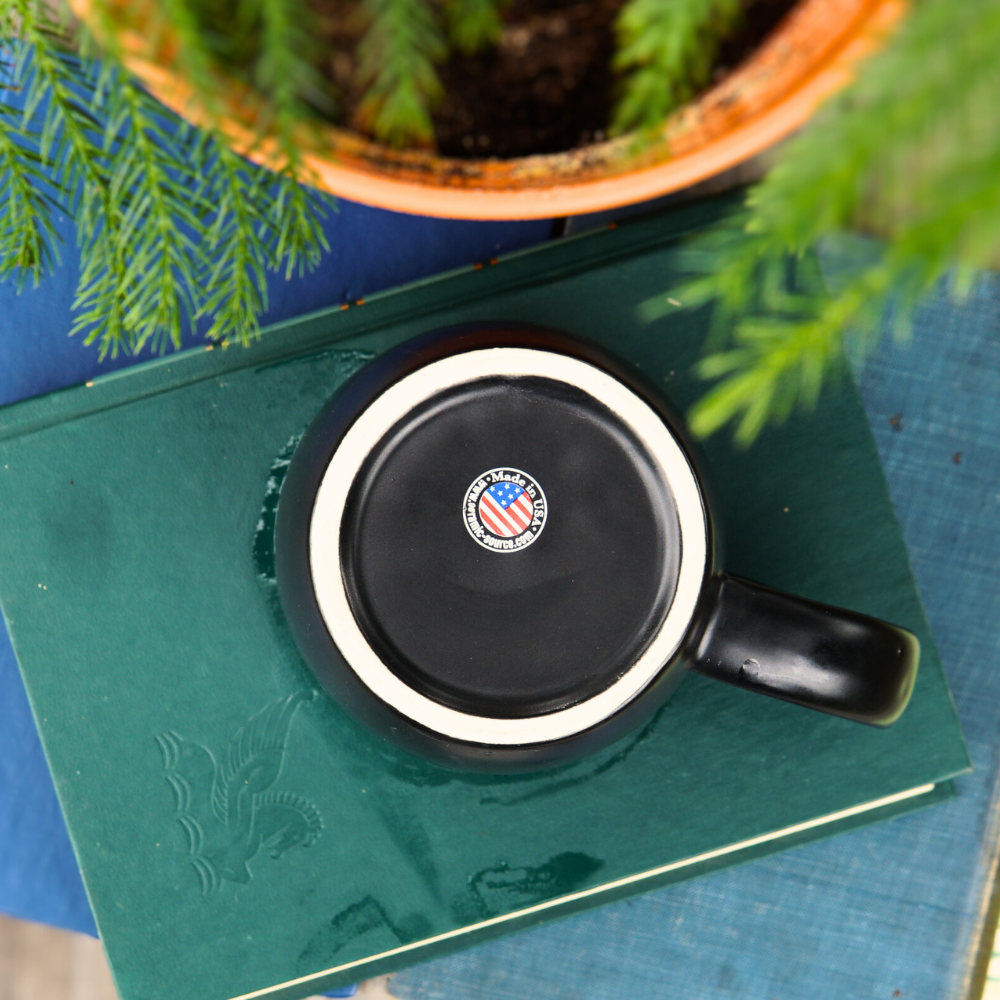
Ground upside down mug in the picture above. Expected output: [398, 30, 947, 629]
[274, 324, 919, 771]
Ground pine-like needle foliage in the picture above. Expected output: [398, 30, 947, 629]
[444, 0, 504, 56]
[353, 0, 508, 146]
[644, 0, 1000, 445]
[0, 59, 61, 288]
[354, 0, 446, 147]
[612, 0, 740, 135]
[0, 0, 334, 356]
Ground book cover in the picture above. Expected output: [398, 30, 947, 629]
[0, 197, 969, 1000]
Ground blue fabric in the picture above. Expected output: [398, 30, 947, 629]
[386, 274, 1000, 1000]
[0, 203, 550, 407]
[0, 197, 550, 934]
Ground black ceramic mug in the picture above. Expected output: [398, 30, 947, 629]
[275, 324, 919, 771]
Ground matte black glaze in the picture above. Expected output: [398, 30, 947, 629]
[689, 575, 919, 726]
[274, 322, 920, 772]
[341, 376, 681, 719]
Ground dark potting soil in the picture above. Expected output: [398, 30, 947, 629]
[311, 0, 800, 160]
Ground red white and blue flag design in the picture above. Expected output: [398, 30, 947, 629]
[478, 481, 534, 538]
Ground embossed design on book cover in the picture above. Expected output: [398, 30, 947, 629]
[156, 690, 322, 891]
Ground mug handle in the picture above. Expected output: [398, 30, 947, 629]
[688, 575, 919, 726]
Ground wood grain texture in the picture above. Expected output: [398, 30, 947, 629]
[0, 915, 117, 1000]
[0, 916, 398, 1000]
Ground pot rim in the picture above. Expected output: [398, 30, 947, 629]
[76, 0, 903, 219]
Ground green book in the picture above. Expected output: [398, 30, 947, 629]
[0, 197, 969, 1000]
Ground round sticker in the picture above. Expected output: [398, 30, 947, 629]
[463, 468, 547, 553]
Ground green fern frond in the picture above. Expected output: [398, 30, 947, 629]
[7, 1, 128, 351]
[23, 58, 140, 353]
[355, 0, 445, 147]
[0, 0, 337, 356]
[251, 0, 334, 277]
[683, 248, 889, 445]
[267, 174, 331, 280]
[159, 0, 225, 98]
[742, 0, 1000, 252]
[0, 102, 62, 288]
[611, 0, 740, 135]
[444, 0, 504, 56]
[104, 83, 209, 354]
[245, 0, 333, 165]
[652, 0, 1000, 445]
[114, 0, 335, 342]
[198, 144, 270, 343]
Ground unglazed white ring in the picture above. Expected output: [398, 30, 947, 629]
[309, 348, 708, 746]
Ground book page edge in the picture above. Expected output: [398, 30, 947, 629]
[227, 781, 938, 1000]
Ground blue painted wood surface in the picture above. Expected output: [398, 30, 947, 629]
[386, 269, 1000, 1000]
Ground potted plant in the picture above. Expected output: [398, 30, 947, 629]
[25, 0, 984, 418]
[0, 0, 899, 376]
[69, 0, 900, 218]
[644, 0, 1000, 444]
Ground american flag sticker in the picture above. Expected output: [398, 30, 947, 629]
[463, 469, 547, 553]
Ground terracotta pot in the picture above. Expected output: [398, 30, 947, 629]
[76, 0, 903, 220]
